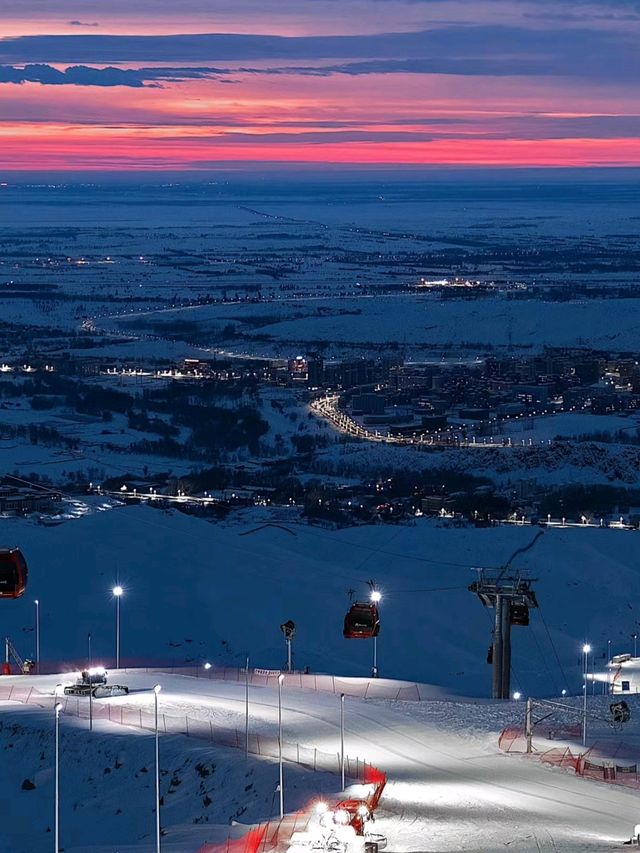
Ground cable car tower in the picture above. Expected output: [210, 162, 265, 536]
[469, 534, 542, 699]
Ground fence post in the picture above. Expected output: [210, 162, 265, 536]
[163, 714, 167, 733]
[139, 709, 143, 728]
[525, 698, 533, 754]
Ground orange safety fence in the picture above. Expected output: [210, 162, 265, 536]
[498, 725, 640, 790]
[498, 726, 526, 753]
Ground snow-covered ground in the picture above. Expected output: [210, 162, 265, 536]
[501, 412, 640, 443]
[1, 670, 639, 851]
[111, 294, 640, 356]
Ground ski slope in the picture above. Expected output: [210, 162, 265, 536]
[0, 671, 637, 851]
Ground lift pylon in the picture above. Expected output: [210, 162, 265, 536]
[469, 571, 538, 699]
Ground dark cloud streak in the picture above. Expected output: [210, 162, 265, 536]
[0, 64, 227, 87]
[0, 25, 637, 84]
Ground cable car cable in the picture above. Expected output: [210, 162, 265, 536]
[528, 618, 560, 695]
[536, 603, 570, 692]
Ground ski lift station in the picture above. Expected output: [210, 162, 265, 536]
[607, 654, 640, 694]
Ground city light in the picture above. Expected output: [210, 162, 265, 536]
[371, 590, 381, 603]
[113, 585, 123, 597]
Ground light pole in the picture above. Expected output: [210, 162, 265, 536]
[582, 643, 591, 746]
[112, 586, 123, 669]
[34, 599, 40, 673]
[55, 700, 62, 853]
[370, 590, 381, 678]
[154, 685, 162, 853]
[633, 633, 638, 658]
[245, 655, 250, 760]
[278, 673, 284, 819]
[340, 693, 345, 791]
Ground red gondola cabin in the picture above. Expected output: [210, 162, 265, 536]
[0, 548, 27, 599]
[343, 602, 380, 639]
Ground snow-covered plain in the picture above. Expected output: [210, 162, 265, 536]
[112, 294, 640, 357]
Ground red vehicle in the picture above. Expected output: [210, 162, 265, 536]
[343, 602, 380, 639]
[0, 548, 28, 599]
[334, 799, 370, 834]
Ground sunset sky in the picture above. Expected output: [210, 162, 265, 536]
[1, 0, 640, 170]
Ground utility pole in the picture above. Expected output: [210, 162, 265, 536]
[470, 571, 538, 699]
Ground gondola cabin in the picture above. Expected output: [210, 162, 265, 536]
[0, 548, 27, 599]
[343, 602, 380, 639]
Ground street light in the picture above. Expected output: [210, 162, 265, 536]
[633, 633, 638, 658]
[370, 590, 381, 678]
[340, 693, 345, 791]
[112, 586, 123, 669]
[34, 599, 40, 673]
[278, 674, 284, 819]
[154, 685, 162, 853]
[55, 701, 62, 853]
[582, 643, 591, 746]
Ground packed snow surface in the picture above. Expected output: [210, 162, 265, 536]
[0, 671, 639, 852]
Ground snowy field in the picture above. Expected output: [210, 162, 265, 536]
[501, 413, 640, 442]
[110, 294, 640, 357]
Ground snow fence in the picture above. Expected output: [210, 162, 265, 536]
[499, 725, 640, 790]
[126, 663, 442, 701]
